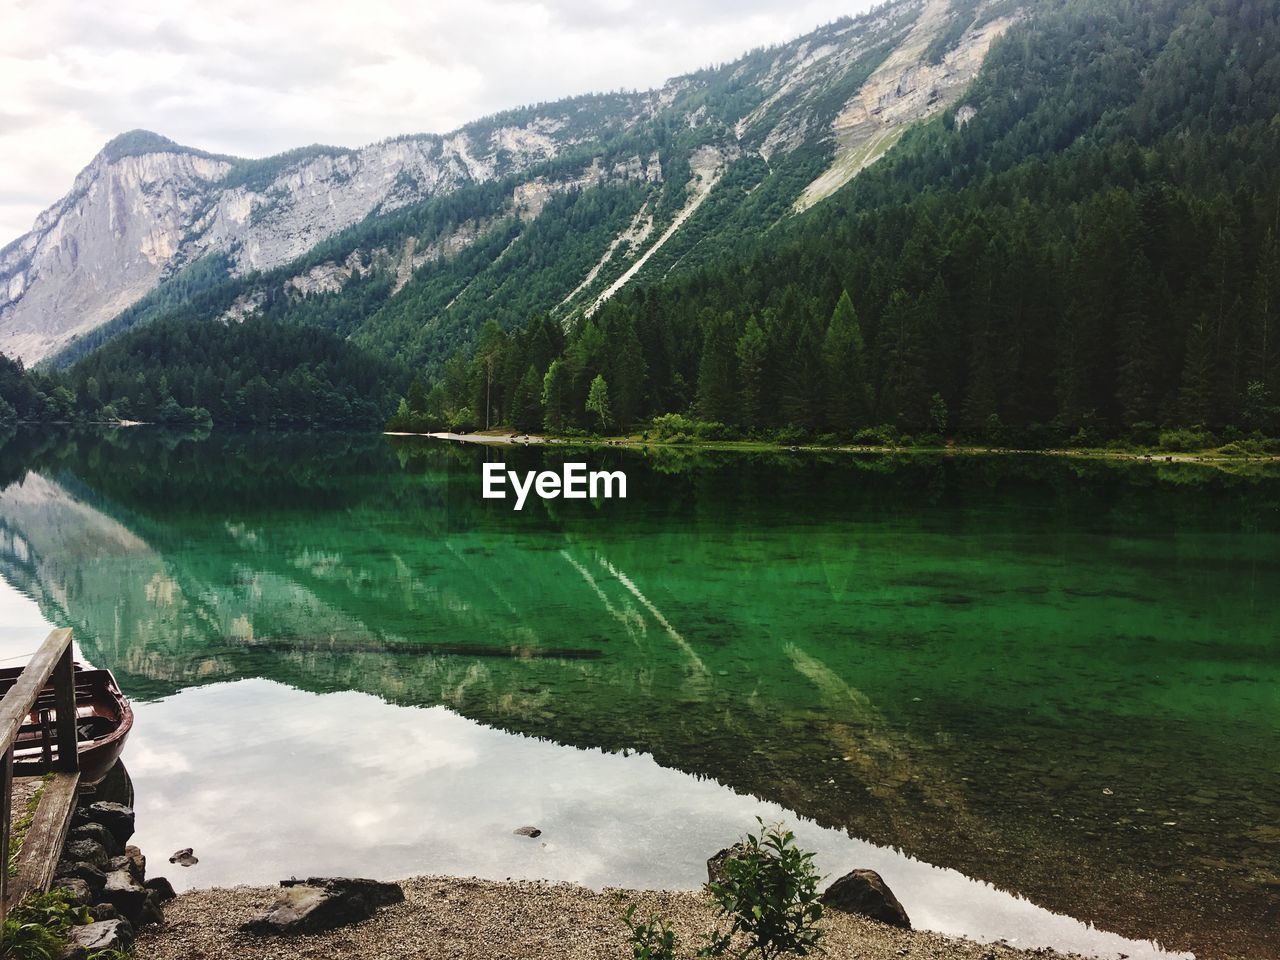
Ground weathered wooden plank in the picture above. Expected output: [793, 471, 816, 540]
[0, 747, 11, 915]
[51, 647, 78, 773]
[0, 629, 73, 757]
[8, 771, 80, 906]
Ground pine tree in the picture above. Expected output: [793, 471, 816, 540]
[781, 310, 825, 432]
[604, 312, 647, 431]
[585, 374, 613, 433]
[736, 315, 768, 431]
[542, 359, 572, 432]
[697, 310, 738, 424]
[821, 291, 872, 433]
[1179, 315, 1216, 426]
[512, 365, 542, 433]
[876, 290, 930, 432]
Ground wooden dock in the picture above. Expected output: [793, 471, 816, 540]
[0, 629, 82, 915]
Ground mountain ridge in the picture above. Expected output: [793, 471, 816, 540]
[1, 0, 1011, 368]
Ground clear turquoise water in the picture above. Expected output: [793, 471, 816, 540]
[0, 430, 1275, 958]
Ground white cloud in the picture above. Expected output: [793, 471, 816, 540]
[0, 0, 874, 244]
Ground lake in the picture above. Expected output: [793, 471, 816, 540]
[0, 429, 1276, 959]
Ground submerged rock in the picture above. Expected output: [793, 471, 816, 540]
[821, 869, 911, 929]
[240, 877, 405, 935]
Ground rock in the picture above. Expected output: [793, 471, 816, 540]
[63, 839, 110, 869]
[84, 802, 135, 847]
[54, 861, 107, 894]
[169, 847, 198, 866]
[512, 826, 542, 838]
[55, 878, 93, 906]
[106, 856, 134, 882]
[240, 877, 405, 935]
[61, 919, 133, 958]
[101, 868, 149, 920]
[108, 848, 146, 884]
[821, 869, 911, 929]
[706, 843, 750, 886]
[136, 890, 165, 926]
[69, 822, 122, 857]
[91, 903, 119, 921]
[124, 845, 147, 879]
[145, 876, 177, 903]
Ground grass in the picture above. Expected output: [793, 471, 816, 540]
[7, 774, 51, 878]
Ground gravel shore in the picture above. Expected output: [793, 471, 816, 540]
[135, 876, 1081, 960]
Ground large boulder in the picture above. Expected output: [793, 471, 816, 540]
[55, 878, 94, 907]
[54, 861, 107, 895]
[145, 876, 177, 903]
[820, 869, 911, 929]
[81, 802, 135, 848]
[59, 918, 133, 959]
[124, 845, 147, 879]
[63, 839, 109, 870]
[240, 878, 404, 936]
[69, 822, 122, 857]
[100, 867, 149, 920]
[136, 890, 166, 926]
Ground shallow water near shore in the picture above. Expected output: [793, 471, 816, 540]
[0, 430, 1276, 958]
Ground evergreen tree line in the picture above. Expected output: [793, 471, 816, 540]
[1, 316, 405, 428]
[391, 0, 1280, 448]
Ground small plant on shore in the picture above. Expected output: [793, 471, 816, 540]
[623, 903, 680, 960]
[0, 888, 92, 959]
[699, 820, 824, 960]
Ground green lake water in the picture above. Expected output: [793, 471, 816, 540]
[0, 430, 1276, 959]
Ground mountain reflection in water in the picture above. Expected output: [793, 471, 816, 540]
[0, 429, 1276, 959]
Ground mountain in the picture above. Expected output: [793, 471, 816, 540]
[4, 0, 1276, 444]
[0, 0, 1018, 369]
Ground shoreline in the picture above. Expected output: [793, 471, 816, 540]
[387, 429, 1280, 465]
[135, 875, 1093, 960]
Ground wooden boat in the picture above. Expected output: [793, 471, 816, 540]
[0, 663, 133, 785]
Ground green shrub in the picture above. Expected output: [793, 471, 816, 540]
[1158, 426, 1217, 451]
[1127, 421, 1159, 446]
[701, 821, 824, 960]
[851, 425, 896, 446]
[623, 904, 680, 960]
[650, 414, 731, 441]
[770, 426, 808, 446]
[1, 889, 92, 960]
[1218, 439, 1267, 456]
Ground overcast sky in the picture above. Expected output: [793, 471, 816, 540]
[0, 0, 874, 245]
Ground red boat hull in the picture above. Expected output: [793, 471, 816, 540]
[0, 664, 133, 785]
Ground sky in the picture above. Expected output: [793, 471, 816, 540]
[0, 0, 875, 245]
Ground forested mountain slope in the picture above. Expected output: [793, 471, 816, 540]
[410, 0, 1280, 446]
[5, 0, 1277, 443]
